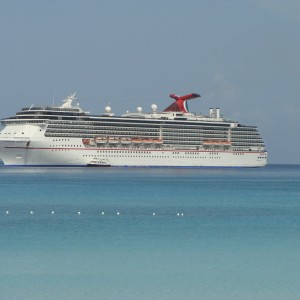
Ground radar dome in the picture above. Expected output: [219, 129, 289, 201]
[105, 106, 111, 113]
[137, 107, 142, 113]
[151, 104, 157, 112]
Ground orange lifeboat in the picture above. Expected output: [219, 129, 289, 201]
[203, 140, 231, 145]
[120, 137, 131, 144]
[131, 138, 143, 143]
[153, 139, 163, 144]
[108, 137, 119, 144]
[95, 137, 107, 143]
[82, 138, 91, 145]
[143, 139, 153, 144]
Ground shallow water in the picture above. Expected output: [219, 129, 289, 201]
[0, 165, 299, 299]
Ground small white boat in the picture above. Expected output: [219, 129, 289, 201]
[87, 159, 111, 167]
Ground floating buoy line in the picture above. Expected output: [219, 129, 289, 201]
[2, 210, 186, 217]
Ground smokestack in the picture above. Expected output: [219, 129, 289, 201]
[216, 108, 220, 119]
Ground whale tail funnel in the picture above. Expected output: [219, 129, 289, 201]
[163, 93, 200, 113]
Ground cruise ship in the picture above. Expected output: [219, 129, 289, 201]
[0, 92, 267, 167]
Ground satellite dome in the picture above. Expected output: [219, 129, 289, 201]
[151, 104, 157, 112]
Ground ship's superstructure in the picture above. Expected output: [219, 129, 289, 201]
[0, 93, 267, 167]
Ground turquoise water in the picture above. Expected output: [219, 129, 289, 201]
[0, 165, 300, 300]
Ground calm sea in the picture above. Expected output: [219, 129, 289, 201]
[0, 165, 299, 300]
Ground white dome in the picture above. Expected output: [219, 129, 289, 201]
[137, 106, 142, 113]
[105, 106, 111, 113]
[151, 104, 157, 112]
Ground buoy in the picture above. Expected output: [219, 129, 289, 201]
[117, 212, 120, 215]
[6, 211, 9, 215]
[177, 213, 180, 216]
[77, 211, 81, 215]
[181, 213, 184, 216]
[51, 211, 55, 215]
[101, 211, 105, 215]
[30, 211, 34, 215]
[152, 212, 156, 216]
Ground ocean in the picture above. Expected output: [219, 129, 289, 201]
[0, 165, 299, 300]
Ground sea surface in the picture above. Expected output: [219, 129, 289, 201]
[0, 165, 300, 300]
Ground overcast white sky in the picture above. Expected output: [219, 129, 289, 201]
[0, 0, 299, 163]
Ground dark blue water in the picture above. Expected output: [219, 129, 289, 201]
[0, 165, 300, 300]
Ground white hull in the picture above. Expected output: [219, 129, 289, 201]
[0, 137, 267, 167]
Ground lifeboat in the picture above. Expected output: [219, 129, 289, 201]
[107, 137, 119, 144]
[95, 137, 107, 144]
[153, 139, 163, 144]
[120, 137, 131, 144]
[131, 138, 143, 143]
[143, 139, 153, 144]
[82, 138, 91, 145]
[203, 140, 231, 145]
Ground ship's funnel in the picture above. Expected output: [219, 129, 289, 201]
[163, 93, 200, 113]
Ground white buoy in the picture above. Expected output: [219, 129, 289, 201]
[177, 213, 180, 216]
[181, 213, 184, 216]
[117, 212, 120, 215]
[101, 211, 105, 215]
[77, 211, 81, 215]
[6, 211, 9, 215]
[51, 211, 55, 215]
[152, 212, 156, 216]
[30, 211, 34, 215]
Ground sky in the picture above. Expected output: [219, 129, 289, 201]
[0, 0, 299, 164]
